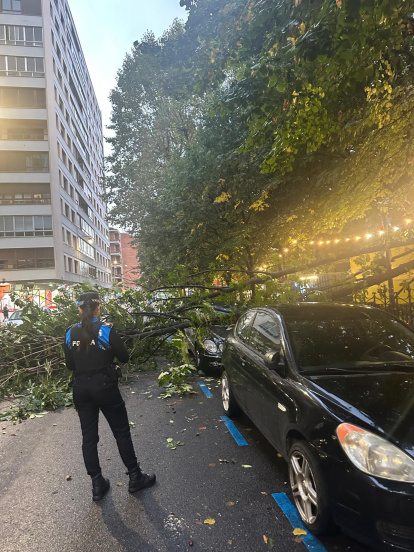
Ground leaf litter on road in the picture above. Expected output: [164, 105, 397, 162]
[166, 437, 184, 449]
[204, 518, 215, 525]
[263, 535, 275, 549]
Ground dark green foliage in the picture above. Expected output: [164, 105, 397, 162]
[107, 0, 414, 287]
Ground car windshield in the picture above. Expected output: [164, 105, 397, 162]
[9, 310, 22, 320]
[282, 307, 414, 372]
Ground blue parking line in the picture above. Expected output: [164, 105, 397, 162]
[272, 493, 328, 552]
[220, 416, 249, 446]
[198, 382, 213, 398]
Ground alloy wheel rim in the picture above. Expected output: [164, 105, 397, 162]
[289, 450, 318, 525]
[222, 374, 230, 411]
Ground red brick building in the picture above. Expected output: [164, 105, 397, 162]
[120, 233, 141, 288]
[109, 229, 140, 288]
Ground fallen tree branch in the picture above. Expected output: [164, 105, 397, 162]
[328, 259, 414, 300]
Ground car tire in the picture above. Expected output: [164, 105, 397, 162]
[288, 440, 333, 535]
[221, 370, 241, 416]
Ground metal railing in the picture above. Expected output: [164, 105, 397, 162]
[354, 282, 414, 326]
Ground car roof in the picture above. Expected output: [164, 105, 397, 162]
[267, 302, 386, 320]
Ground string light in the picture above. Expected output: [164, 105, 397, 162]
[278, 216, 413, 254]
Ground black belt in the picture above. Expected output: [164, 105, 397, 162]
[74, 364, 112, 375]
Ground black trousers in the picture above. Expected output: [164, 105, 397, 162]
[73, 374, 138, 477]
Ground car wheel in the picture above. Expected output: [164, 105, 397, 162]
[288, 440, 332, 535]
[221, 370, 240, 416]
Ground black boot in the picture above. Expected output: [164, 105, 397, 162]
[91, 473, 110, 501]
[128, 466, 156, 493]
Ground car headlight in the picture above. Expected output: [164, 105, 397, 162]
[337, 423, 414, 482]
[203, 339, 218, 353]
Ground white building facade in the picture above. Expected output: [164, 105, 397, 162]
[0, 0, 111, 300]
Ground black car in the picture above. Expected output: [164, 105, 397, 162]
[221, 303, 414, 552]
[185, 304, 236, 372]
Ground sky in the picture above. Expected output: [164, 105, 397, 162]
[68, 0, 188, 145]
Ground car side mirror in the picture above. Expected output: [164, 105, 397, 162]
[264, 349, 287, 377]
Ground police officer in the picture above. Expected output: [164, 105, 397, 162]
[63, 291, 155, 501]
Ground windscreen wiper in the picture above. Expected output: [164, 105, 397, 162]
[301, 367, 364, 375]
[303, 363, 414, 375]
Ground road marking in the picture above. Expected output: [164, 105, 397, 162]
[220, 416, 249, 446]
[198, 382, 213, 397]
[271, 493, 328, 552]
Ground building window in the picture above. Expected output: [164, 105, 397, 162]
[0, 0, 21, 14]
[79, 238, 94, 259]
[0, 87, 46, 108]
[0, 192, 51, 205]
[0, 151, 49, 172]
[0, 121, 47, 141]
[0, 215, 53, 237]
[0, 0, 41, 15]
[25, 153, 49, 172]
[0, 248, 54, 270]
[0, 25, 43, 46]
[0, 55, 44, 77]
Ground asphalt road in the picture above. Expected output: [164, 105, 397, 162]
[0, 367, 372, 552]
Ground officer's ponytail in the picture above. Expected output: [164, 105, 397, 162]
[79, 304, 98, 351]
[77, 292, 100, 351]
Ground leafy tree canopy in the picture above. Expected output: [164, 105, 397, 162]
[107, 0, 414, 286]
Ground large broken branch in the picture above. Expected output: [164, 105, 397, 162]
[328, 259, 414, 300]
[171, 238, 414, 302]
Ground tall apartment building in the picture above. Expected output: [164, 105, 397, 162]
[0, 0, 112, 301]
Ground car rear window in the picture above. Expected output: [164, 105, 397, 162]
[283, 309, 414, 370]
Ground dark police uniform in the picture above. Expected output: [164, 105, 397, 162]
[64, 317, 138, 477]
